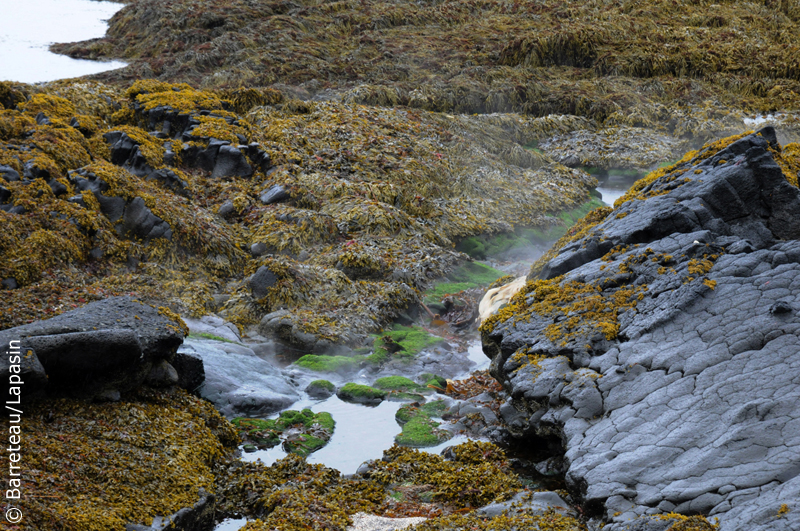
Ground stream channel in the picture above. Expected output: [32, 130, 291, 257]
[211, 181, 640, 531]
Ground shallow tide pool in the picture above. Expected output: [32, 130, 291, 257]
[240, 340, 492, 475]
[0, 0, 126, 83]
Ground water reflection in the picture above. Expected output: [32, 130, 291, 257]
[593, 169, 644, 206]
[0, 0, 126, 83]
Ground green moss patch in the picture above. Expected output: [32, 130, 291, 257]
[188, 332, 238, 343]
[232, 409, 335, 456]
[426, 261, 506, 300]
[305, 379, 336, 398]
[420, 373, 448, 391]
[294, 354, 365, 373]
[395, 400, 449, 425]
[373, 375, 427, 392]
[394, 399, 451, 447]
[394, 415, 451, 447]
[336, 383, 387, 405]
[369, 324, 446, 364]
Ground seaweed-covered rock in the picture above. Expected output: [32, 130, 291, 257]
[482, 129, 800, 530]
[0, 296, 186, 399]
[394, 400, 451, 447]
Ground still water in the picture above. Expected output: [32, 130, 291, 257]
[0, 0, 126, 83]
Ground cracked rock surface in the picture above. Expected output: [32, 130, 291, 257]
[482, 128, 800, 530]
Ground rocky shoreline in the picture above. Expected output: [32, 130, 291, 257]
[482, 128, 800, 531]
[3, 1, 800, 530]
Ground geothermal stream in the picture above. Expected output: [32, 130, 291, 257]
[213, 181, 639, 531]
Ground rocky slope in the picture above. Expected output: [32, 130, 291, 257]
[55, 0, 800, 167]
[481, 128, 800, 530]
[0, 79, 594, 352]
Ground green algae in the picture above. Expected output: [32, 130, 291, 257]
[373, 375, 427, 392]
[394, 399, 451, 447]
[370, 324, 447, 364]
[425, 262, 506, 301]
[306, 379, 335, 393]
[294, 354, 365, 373]
[232, 409, 335, 457]
[395, 400, 449, 425]
[394, 414, 451, 447]
[188, 332, 238, 343]
[420, 373, 448, 391]
[337, 383, 387, 404]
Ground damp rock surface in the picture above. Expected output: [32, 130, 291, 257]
[482, 129, 800, 530]
[0, 296, 186, 398]
[180, 336, 299, 417]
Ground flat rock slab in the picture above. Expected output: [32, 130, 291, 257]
[483, 129, 800, 530]
[180, 337, 299, 417]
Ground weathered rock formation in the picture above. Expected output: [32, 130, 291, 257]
[0, 296, 189, 399]
[482, 128, 800, 530]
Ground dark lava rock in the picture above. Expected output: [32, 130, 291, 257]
[217, 200, 235, 218]
[211, 144, 253, 178]
[0, 296, 186, 399]
[259, 184, 291, 205]
[250, 242, 267, 256]
[118, 196, 173, 242]
[0, 165, 20, 182]
[482, 128, 800, 530]
[171, 350, 206, 392]
[146, 168, 189, 197]
[72, 170, 173, 243]
[249, 265, 278, 300]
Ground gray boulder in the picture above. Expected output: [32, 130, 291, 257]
[0, 296, 186, 399]
[483, 128, 800, 530]
[180, 337, 299, 417]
